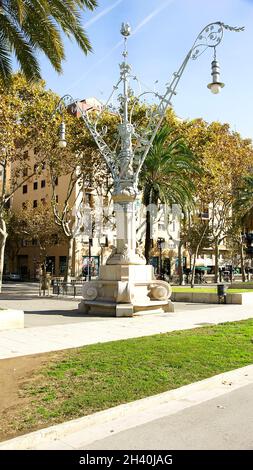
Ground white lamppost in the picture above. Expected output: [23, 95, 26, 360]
[56, 21, 243, 317]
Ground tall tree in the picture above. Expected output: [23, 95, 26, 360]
[139, 124, 200, 264]
[234, 175, 253, 223]
[181, 119, 253, 281]
[0, 0, 97, 84]
[49, 108, 113, 282]
[231, 175, 253, 279]
[0, 73, 63, 290]
[5, 202, 64, 275]
[183, 214, 211, 287]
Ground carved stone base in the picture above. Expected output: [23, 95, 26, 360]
[78, 299, 174, 317]
[78, 264, 174, 317]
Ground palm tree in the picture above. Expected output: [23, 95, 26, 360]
[0, 0, 97, 84]
[139, 124, 200, 265]
[234, 175, 253, 230]
[233, 175, 253, 279]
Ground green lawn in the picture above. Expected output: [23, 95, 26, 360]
[4, 319, 253, 439]
[172, 287, 253, 293]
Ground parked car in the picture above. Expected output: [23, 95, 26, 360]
[9, 273, 21, 281]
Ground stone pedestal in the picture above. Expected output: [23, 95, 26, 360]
[78, 190, 174, 317]
[78, 264, 174, 317]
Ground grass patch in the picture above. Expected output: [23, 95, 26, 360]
[1, 319, 253, 440]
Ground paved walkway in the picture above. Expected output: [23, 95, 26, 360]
[0, 300, 252, 359]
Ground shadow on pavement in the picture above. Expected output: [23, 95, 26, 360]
[24, 309, 115, 318]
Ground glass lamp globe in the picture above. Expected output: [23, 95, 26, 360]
[58, 139, 67, 148]
[207, 81, 225, 94]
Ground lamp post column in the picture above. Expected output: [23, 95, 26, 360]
[106, 24, 145, 266]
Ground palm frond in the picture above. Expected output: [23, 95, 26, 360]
[0, 0, 98, 83]
[0, 13, 41, 82]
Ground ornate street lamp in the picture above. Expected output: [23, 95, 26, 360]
[207, 48, 225, 94]
[58, 121, 67, 148]
[55, 21, 243, 317]
[157, 237, 165, 280]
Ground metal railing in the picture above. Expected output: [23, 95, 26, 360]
[52, 279, 86, 297]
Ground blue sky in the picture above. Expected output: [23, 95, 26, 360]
[33, 0, 253, 139]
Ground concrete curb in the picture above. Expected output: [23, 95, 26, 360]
[171, 291, 253, 305]
[1, 364, 252, 450]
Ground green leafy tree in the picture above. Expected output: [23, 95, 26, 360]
[0, 73, 63, 289]
[234, 175, 253, 225]
[139, 124, 201, 264]
[183, 214, 212, 287]
[5, 202, 64, 274]
[181, 119, 253, 282]
[230, 175, 253, 280]
[50, 111, 112, 282]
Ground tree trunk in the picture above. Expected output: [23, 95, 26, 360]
[0, 218, 8, 293]
[214, 240, 219, 283]
[178, 240, 183, 285]
[65, 237, 74, 283]
[240, 239, 246, 282]
[191, 225, 208, 288]
[144, 206, 152, 264]
[191, 252, 197, 288]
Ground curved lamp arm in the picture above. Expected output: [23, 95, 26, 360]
[133, 21, 244, 187]
[55, 94, 118, 180]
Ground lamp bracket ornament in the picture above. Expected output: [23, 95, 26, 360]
[55, 21, 244, 195]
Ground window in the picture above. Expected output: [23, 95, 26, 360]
[41, 180, 46, 188]
[54, 177, 58, 186]
[199, 207, 209, 219]
[85, 192, 92, 205]
[59, 256, 67, 274]
[52, 234, 59, 245]
[33, 200, 37, 208]
[41, 198, 46, 205]
[55, 195, 58, 203]
[82, 256, 100, 277]
[33, 181, 38, 190]
[22, 185, 28, 194]
[22, 168, 28, 177]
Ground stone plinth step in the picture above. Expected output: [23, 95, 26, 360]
[78, 299, 174, 317]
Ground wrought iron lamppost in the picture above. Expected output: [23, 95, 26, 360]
[55, 21, 243, 317]
[81, 237, 93, 281]
[157, 237, 165, 280]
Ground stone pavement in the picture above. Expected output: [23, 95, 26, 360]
[0, 300, 252, 359]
